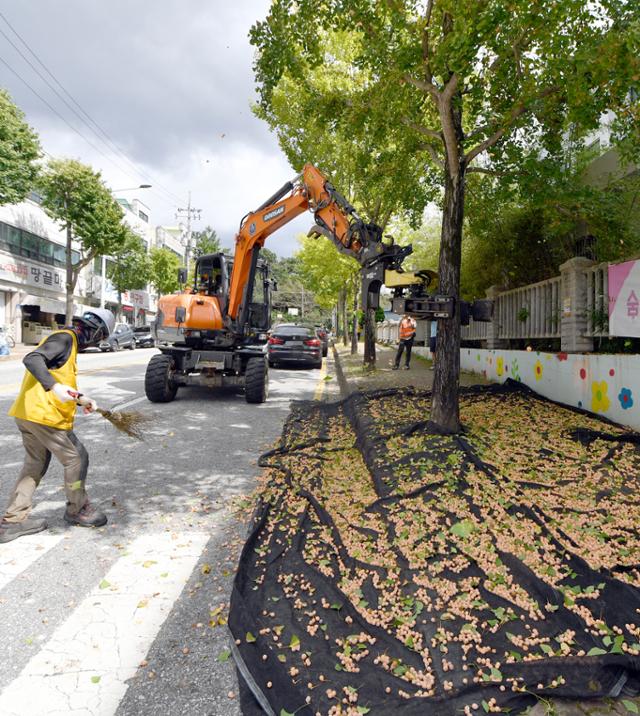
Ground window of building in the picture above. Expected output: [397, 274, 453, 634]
[0, 221, 80, 268]
[138, 210, 149, 223]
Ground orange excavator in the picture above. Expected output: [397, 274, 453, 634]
[145, 163, 410, 404]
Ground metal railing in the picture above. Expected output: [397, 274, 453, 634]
[584, 262, 609, 337]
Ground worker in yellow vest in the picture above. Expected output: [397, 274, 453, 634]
[0, 309, 115, 544]
[393, 313, 417, 370]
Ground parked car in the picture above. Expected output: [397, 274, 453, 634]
[315, 326, 329, 357]
[100, 323, 136, 351]
[133, 325, 155, 348]
[267, 324, 322, 368]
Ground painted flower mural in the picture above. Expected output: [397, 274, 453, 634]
[618, 387, 634, 410]
[511, 358, 521, 382]
[496, 356, 504, 377]
[534, 360, 543, 381]
[591, 381, 611, 413]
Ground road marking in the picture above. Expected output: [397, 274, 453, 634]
[0, 531, 208, 716]
[313, 358, 327, 401]
[0, 534, 65, 592]
[112, 395, 147, 411]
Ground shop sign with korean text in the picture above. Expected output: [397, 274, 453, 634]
[0, 254, 64, 291]
[609, 260, 640, 337]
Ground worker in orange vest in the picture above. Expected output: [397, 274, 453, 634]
[393, 313, 417, 370]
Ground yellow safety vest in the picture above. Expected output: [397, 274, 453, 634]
[9, 329, 78, 430]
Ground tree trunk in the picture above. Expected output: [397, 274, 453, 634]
[430, 162, 465, 433]
[65, 222, 75, 325]
[341, 288, 348, 346]
[350, 285, 358, 355]
[363, 307, 376, 368]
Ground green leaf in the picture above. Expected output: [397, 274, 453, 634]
[280, 710, 295, 716]
[246, 632, 257, 643]
[99, 579, 110, 590]
[482, 701, 490, 713]
[278, 654, 287, 663]
[289, 634, 300, 649]
[330, 602, 342, 610]
[357, 707, 371, 714]
[540, 644, 554, 656]
[450, 519, 474, 538]
[217, 650, 231, 662]
[490, 668, 502, 681]
[91, 675, 101, 684]
[622, 700, 639, 714]
[586, 647, 607, 656]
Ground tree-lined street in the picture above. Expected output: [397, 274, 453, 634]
[0, 348, 331, 715]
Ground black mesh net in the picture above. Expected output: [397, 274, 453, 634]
[230, 382, 640, 715]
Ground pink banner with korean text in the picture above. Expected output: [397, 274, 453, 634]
[609, 260, 640, 337]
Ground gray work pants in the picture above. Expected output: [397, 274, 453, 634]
[3, 418, 88, 523]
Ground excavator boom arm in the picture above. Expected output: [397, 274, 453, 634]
[226, 164, 384, 324]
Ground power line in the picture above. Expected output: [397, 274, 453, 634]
[0, 53, 150, 185]
[0, 9, 186, 208]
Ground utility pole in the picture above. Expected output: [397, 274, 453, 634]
[176, 191, 202, 269]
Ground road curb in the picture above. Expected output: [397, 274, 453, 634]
[331, 344, 352, 399]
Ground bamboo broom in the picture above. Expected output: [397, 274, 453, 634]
[76, 395, 150, 440]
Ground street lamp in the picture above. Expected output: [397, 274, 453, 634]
[112, 184, 152, 192]
[100, 185, 153, 308]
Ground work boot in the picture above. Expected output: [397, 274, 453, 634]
[0, 518, 48, 544]
[392, 365, 399, 370]
[403, 365, 410, 370]
[64, 501, 107, 528]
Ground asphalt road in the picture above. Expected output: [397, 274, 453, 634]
[0, 347, 335, 716]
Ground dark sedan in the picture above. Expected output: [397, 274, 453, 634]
[133, 325, 155, 348]
[267, 324, 322, 369]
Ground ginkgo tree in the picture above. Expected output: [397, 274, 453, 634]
[251, 0, 640, 432]
[253, 29, 436, 367]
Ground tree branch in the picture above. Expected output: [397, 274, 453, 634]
[466, 166, 516, 177]
[422, 0, 435, 83]
[402, 117, 442, 141]
[417, 141, 445, 170]
[442, 72, 458, 102]
[403, 73, 439, 98]
[464, 85, 559, 166]
[438, 92, 461, 178]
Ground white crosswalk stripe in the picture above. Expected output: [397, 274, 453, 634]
[0, 532, 209, 716]
[0, 533, 65, 592]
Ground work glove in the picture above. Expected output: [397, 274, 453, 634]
[75, 394, 98, 414]
[51, 383, 79, 403]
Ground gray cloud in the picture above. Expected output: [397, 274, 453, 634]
[0, 0, 310, 255]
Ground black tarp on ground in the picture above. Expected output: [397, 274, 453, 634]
[230, 383, 640, 715]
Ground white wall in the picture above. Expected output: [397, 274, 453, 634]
[433, 347, 640, 432]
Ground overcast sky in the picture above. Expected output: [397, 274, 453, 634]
[0, 0, 311, 256]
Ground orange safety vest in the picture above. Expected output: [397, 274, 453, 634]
[8, 329, 78, 430]
[399, 317, 416, 340]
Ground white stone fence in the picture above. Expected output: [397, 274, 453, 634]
[460, 258, 611, 352]
[377, 258, 621, 353]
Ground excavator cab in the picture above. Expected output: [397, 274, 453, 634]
[194, 254, 228, 297]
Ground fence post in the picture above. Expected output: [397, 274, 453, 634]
[484, 285, 507, 349]
[559, 257, 595, 353]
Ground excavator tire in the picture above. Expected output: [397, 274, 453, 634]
[245, 357, 268, 404]
[145, 354, 178, 403]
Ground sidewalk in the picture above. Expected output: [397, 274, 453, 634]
[332, 340, 487, 395]
[0, 343, 32, 362]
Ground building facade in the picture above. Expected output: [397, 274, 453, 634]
[0, 195, 95, 344]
